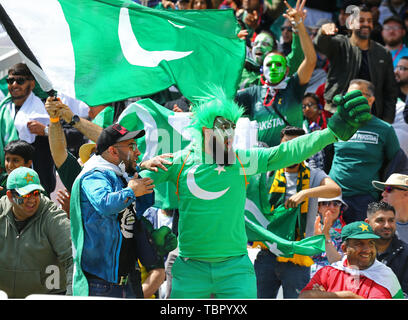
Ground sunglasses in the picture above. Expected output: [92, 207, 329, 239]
[384, 186, 408, 193]
[319, 200, 342, 207]
[6, 77, 28, 85]
[302, 103, 318, 110]
[113, 142, 138, 152]
[281, 26, 292, 32]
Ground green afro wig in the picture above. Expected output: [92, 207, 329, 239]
[190, 86, 244, 131]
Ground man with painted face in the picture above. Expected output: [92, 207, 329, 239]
[139, 81, 372, 298]
[236, 0, 316, 148]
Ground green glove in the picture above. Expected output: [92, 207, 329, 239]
[151, 226, 178, 256]
[327, 90, 372, 141]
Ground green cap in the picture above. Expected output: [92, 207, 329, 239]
[7, 167, 45, 196]
[341, 221, 380, 242]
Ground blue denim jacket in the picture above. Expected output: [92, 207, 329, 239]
[79, 168, 154, 283]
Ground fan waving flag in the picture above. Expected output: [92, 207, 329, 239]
[0, 0, 245, 106]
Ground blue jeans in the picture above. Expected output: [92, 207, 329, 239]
[254, 250, 310, 299]
[87, 278, 134, 298]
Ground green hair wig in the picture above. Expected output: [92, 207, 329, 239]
[190, 86, 244, 130]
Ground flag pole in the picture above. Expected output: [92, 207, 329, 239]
[0, 4, 57, 97]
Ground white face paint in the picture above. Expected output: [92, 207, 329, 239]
[251, 33, 275, 66]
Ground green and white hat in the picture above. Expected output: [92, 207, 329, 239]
[7, 167, 45, 196]
[341, 221, 380, 242]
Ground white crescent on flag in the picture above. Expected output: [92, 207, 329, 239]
[118, 7, 193, 67]
[187, 165, 230, 200]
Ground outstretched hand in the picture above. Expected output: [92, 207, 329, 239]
[327, 90, 371, 141]
[141, 153, 173, 172]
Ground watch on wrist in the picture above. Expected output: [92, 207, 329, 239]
[68, 115, 80, 126]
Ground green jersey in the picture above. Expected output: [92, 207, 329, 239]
[329, 116, 400, 198]
[140, 129, 336, 260]
[235, 73, 306, 147]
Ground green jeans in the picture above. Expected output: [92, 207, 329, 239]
[170, 254, 257, 299]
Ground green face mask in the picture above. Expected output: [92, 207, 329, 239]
[263, 54, 287, 84]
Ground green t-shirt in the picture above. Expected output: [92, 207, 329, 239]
[329, 116, 400, 198]
[140, 129, 336, 260]
[235, 73, 306, 147]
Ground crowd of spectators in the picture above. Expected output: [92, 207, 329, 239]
[1, 0, 408, 299]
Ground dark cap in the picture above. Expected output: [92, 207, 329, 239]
[341, 221, 380, 242]
[383, 15, 404, 27]
[96, 123, 145, 155]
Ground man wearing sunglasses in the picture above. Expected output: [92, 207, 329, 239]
[372, 173, 408, 244]
[69, 123, 177, 298]
[0, 63, 55, 196]
[0, 167, 72, 298]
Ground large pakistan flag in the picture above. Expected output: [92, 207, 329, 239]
[0, 0, 245, 106]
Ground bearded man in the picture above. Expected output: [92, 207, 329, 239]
[139, 79, 372, 298]
[314, 4, 398, 124]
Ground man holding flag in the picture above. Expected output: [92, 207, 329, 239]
[138, 84, 372, 298]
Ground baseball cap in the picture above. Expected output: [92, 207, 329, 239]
[341, 221, 380, 242]
[7, 167, 45, 196]
[96, 123, 145, 155]
[372, 173, 408, 191]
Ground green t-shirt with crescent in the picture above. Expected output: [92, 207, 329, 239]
[140, 129, 336, 260]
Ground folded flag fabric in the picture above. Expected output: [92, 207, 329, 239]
[0, 0, 245, 106]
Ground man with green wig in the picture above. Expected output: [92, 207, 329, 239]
[139, 81, 372, 298]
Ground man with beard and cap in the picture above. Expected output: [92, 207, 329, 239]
[314, 4, 398, 124]
[139, 82, 372, 298]
[236, 0, 316, 148]
[69, 124, 177, 298]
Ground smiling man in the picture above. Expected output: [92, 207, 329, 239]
[314, 5, 398, 123]
[365, 201, 408, 297]
[0, 167, 72, 298]
[299, 221, 403, 299]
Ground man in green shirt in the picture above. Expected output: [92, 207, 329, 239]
[236, 1, 315, 148]
[140, 78, 371, 298]
[329, 79, 401, 224]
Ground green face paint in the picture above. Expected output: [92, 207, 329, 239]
[263, 53, 287, 84]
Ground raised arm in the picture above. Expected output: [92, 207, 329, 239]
[45, 97, 68, 168]
[283, 0, 316, 85]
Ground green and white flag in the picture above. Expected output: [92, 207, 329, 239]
[1, 0, 245, 106]
[244, 173, 326, 257]
[117, 98, 258, 209]
[118, 98, 193, 162]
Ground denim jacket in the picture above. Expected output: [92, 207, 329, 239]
[79, 168, 154, 283]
